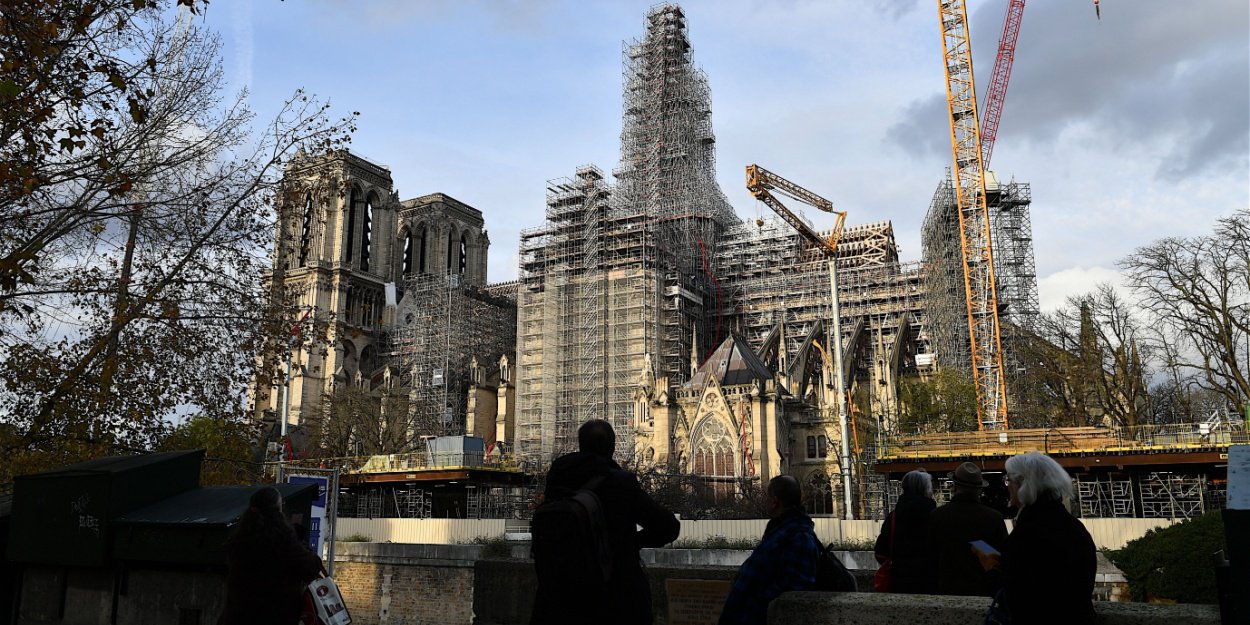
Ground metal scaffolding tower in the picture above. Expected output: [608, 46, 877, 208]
[515, 4, 737, 469]
[384, 272, 516, 436]
[922, 173, 1038, 397]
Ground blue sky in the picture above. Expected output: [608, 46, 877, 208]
[203, 0, 1248, 310]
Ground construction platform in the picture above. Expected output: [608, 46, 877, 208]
[284, 449, 529, 519]
[866, 422, 1248, 519]
[874, 423, 1248, 473]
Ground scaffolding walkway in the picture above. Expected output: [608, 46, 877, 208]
[877, 423, 1248, 462]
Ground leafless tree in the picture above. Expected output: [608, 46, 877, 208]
[1121, 209, 1250, 413]
[311, 386, 448, 457]
[0, 0, 356, 479]
[1020, 284, 1153, 427]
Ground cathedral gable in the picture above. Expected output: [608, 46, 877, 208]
[697, 377, 732, 428]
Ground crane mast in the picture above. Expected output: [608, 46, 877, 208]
[980, 0, 1027, 170]
[936, 0, 1009, 429]
[746, 164, 855, 517]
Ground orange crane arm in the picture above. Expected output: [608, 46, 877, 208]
[745, 164, 847, 256]
[936, 0, 1009, 429]
[746, 163, 857, 518]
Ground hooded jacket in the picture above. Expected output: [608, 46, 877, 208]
[530, 451, 680, 625]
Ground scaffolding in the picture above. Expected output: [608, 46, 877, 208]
[467, 484, 534, 519]
[715, 218, 929, 432]
[1139, 472, 1206, 519]
[383, 272, 516, 436]
[921, 173, 1039, 403]
[1075, 473, 1135, 518]
[515, 4, 737, 469]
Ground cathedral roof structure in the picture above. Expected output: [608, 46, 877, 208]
[689, 333, 774, 389]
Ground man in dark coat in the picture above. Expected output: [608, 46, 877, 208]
[927, 462, 1008, 596]
[719, 475, 821, 625]
[530, 419, 680, 625]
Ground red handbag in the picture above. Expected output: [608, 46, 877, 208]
[873, 513, 896, 592]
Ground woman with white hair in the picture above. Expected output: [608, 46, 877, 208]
[873, 469, 936, 593]
[999, 451, 1096, 625]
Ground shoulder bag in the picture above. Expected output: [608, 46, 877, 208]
[873, 513, 896, 592]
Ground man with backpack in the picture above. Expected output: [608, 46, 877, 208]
[719, 476, 823, 625]
[530, 419, 680, 625]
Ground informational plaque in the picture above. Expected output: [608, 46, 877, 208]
[666, 579, 732, 625]
[1228, 444, 1250, 510]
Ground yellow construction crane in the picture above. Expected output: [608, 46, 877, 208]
[745, 164, 855, 517]
[936, 0, 1009, 429]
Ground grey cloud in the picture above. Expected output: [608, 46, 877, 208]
[887, 0, 1249, 179]
[869, 0, 923, 21]
[978, 0, 1247, 177]
[303, 0, 556, 33]
[885, 94, 949, 160]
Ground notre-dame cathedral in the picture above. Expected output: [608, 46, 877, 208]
[251, 151, 518, 458]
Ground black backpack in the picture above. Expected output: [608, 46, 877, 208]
[814, 542, 858, 591]
[531, 474, 614, 587]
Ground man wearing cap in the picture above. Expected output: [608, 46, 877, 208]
[927, 462, 1009, 597]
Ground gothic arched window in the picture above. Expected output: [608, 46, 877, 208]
[446, 229, 456, 273]
[345, 188, 359, 264]
[298, 193, 312, 267]
[360, 194, 374, 272]
[807, 435, 829, 459]
[458, 233, 468, 274]
[806, 471, 834, 516]
[692, 418, 735, 478]
[420, 227, 429, 273]
[402, 230, 413, 275]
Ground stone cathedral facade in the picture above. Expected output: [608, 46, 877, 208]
[252, 151, 517, 456]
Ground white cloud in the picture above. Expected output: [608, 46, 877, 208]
[1037, 266, 1130, 312]
[204, 0, 1248, 288]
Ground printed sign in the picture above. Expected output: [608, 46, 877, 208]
[288, 474, 329, 557]
[666, 579, 732, 625]
[1228, 444, 1250, 510]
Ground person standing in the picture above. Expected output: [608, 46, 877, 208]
[719, 475, 821, 625]
[998, 452, 1096, 625]
[927, 462, 1008, 597]
[874, 470, 936, 594]
[530, 419, 680, 625]
[218, 486, 323, 625]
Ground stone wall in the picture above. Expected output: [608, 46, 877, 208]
[769, 592, 1221, 625]
[470, 557, 738, 625]
[330, 543, 1191, 625]
[15, 565, 227, 625]
[335, 544, 480, 625]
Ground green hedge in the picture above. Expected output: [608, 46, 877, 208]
[1107, 511, 1225, 603]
